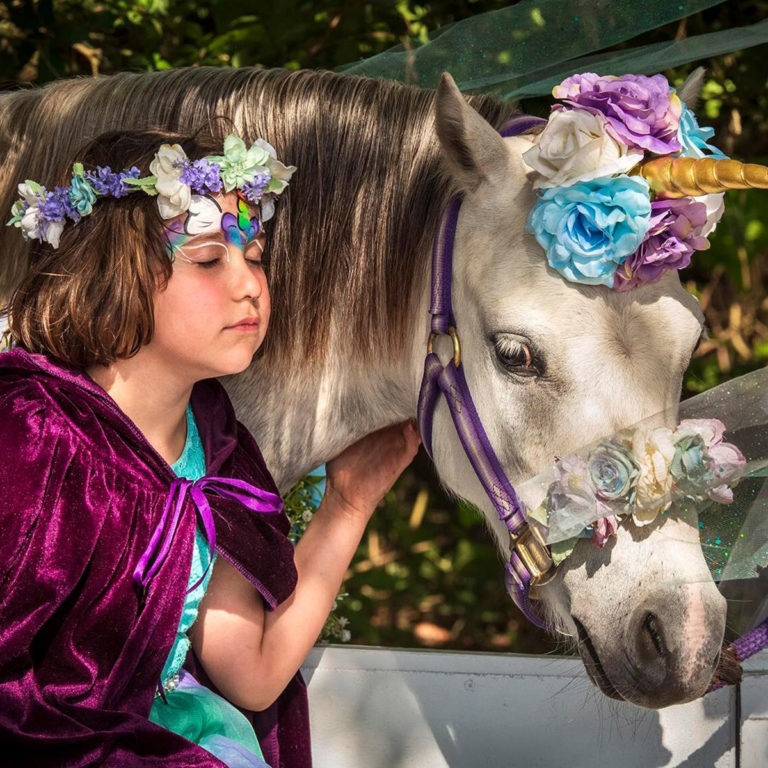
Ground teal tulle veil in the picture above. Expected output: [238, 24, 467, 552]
[339, 0, 768, 100]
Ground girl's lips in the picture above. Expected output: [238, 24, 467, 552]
[226, 318, 260, 330]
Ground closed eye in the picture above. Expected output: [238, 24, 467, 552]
[175, 240, 229, 264]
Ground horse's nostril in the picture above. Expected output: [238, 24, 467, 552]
[643, 612, 667, 658]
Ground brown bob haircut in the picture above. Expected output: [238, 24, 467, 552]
[9, 128, 222, 369]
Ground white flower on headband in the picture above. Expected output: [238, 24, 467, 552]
[13, 181, 60, 246]
[255, 138, 297, 195]
[523, 108, 643, 189]
[246, 139, 297, 222]
[149, 144, 192, 219]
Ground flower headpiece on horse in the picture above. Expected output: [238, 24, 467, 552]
[6, 134, 296, 249]
[523, 72, 768, 290]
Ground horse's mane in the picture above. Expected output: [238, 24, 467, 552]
[0, 68, 517, 372]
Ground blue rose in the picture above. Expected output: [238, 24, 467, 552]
[670, 434, 714, 499]
[68, 172, 97, 218]
[526, 175, 652, 287]
[587, 442, 639, 502]
[677, 103, 728, 160]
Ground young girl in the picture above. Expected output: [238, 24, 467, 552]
[0, 129, 420, 767]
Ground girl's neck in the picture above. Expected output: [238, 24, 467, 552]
[86, 353, 193, 466]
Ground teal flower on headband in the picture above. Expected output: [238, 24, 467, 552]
[68, 164, 97, 218]
[208, 135, 271, 192]
[526, 175, 652, 287]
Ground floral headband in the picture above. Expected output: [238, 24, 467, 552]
[6, 134, 296, 249]
[522, 72, 768, 291]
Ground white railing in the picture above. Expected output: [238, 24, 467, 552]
[302, 646, 768, 768]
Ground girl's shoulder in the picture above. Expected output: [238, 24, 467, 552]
[0, 373, 79, 450]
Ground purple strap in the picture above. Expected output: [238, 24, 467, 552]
[429, 196, 462, 333]
[133, 475, 284, 591]
[733, 615, 768, 660]
[499, 115, 547, 137]
[417, 115, 553, 629]
[434, 358, 527, 532]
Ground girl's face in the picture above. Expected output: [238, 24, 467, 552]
[149, 191, 270, 382]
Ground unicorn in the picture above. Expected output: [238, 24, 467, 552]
[1, 66, 765, 708]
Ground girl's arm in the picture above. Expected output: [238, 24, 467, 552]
[189, 420, 420, 711]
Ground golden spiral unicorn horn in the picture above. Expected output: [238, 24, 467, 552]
[637, 157, 768, 198]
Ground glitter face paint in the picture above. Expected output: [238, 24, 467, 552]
[164, 193, 262, 263]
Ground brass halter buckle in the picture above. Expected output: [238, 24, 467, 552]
[427, 326, 462, 367]
[510, 524, 555, 588]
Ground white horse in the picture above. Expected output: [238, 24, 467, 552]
[0, 67, 726, 707]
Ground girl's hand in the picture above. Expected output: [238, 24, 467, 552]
[324, 420, 421, 520]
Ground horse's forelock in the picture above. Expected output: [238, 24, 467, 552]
[0, 68, 518, 374]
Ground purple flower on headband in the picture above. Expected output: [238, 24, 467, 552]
[178, 159, 223, 195]
[84, 166, 140, 198]
[242, 171, 271, 204]
[39, 187, 75, 223]
[613, 198, 708, 291]
[553, 73, 682, 154]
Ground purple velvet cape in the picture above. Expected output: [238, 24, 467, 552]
[0, 348, 311, 768]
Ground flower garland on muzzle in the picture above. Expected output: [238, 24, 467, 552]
[522, 72, 737, 290]
[526, 417, 746, 561]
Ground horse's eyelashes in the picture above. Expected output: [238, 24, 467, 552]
[492, 333, 543, 378]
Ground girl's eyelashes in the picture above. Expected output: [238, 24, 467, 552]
[173, 235, 266, 267]
[195, 257, 266, 269]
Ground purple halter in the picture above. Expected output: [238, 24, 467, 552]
[417, 115, 553, 628]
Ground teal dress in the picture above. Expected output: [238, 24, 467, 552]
[149, 405, 270, 768]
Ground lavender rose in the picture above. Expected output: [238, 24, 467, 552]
[613, 197, 708, 291]
[553, 73, 682, 155]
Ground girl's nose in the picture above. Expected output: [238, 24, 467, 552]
[229, 252, 262, 301]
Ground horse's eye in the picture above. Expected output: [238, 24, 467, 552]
[493, 334, 542, 378]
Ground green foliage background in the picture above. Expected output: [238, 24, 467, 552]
[2, 0, 767, 655]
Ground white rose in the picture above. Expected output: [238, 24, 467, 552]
[522, 109, 643, 189]
[150, 143, 188, 198]
[632, 427, 676, 525]
[18, 182, 43, 206]
[20, 205, 41, 240]
[45, 221, 65, 249]
[157, 185, 192, 219]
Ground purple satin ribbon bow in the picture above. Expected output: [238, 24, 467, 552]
[133, 475, 284, 592]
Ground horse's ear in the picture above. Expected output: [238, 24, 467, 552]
[678, 67, 705, 109]
[435, 72, 509, 192]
